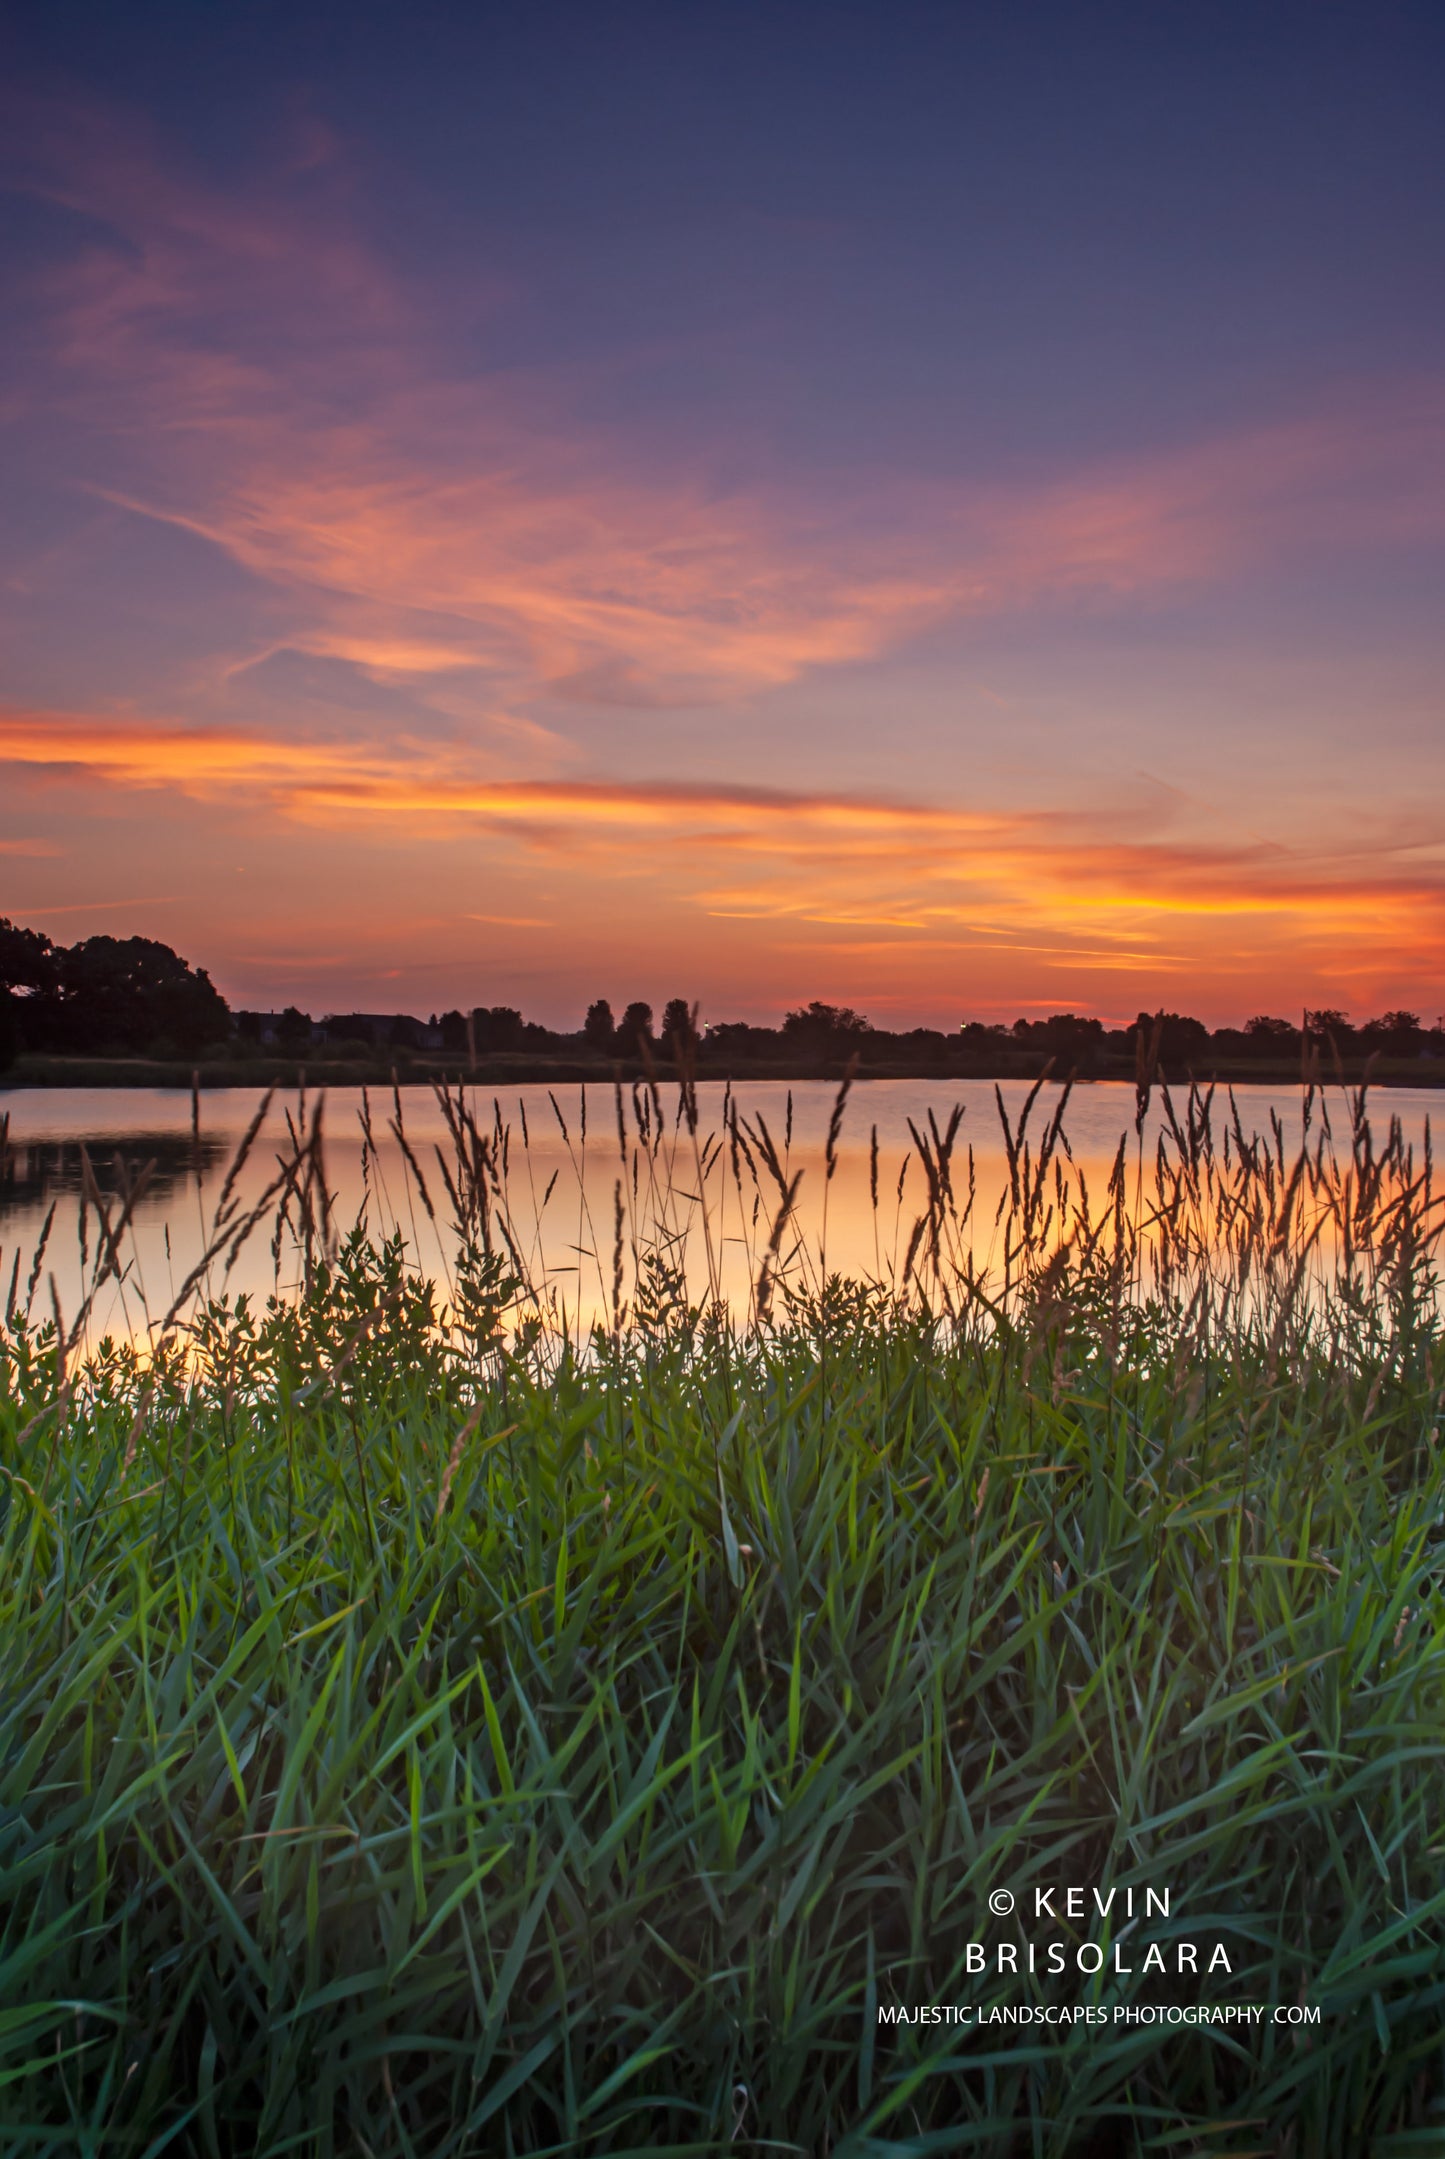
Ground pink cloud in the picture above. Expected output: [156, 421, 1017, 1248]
[7, 94, 1445, 721]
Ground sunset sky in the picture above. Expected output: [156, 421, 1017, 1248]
[2, 2, 1443, 1028]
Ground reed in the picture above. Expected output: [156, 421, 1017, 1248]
[0, 1071, 1442, 2155]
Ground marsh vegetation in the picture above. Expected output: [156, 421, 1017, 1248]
[1, 1065, 1442, 2155]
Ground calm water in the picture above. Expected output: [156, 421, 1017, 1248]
[1, 1080, 1437, 1345]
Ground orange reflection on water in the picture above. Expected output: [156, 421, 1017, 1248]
[2, 1079, 1438, 1354]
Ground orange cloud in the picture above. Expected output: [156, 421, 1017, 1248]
[0, 711, 1014, 833]
[4, 709, 1441, 996]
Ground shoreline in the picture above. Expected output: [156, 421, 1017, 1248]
[4, 1051, 1444, 1092]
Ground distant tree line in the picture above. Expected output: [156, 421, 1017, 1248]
[698, 1002, 1443, 1066]
[1, 916, 1439, 1073]
[235, 994, 1445, 1069]
[977, 1006, 1442, 1064]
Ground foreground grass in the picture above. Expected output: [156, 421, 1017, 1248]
[3, 1224, 1445, 2159]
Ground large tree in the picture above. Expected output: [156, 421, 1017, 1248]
[782, 1000, 870, 1041]
[583, 999, 616, 1052]
[1133, 1010, 1210, 1062]
[0, 918, 60, 1066]
[0, 917, 58, 995]
[54, 934, 230, 1056]
[615, 1001, 653, 1054]
[1363, 1010, 1424, 1055]
[661, 997, 693, 1045]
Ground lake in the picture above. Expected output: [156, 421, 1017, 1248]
[2, 1078, 1437, 1347]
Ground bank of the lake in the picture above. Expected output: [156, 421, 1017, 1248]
[7, 1045, 1445, 1090]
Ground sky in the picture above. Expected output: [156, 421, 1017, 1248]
[2, 0, 1443, 1030]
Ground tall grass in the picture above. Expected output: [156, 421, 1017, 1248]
[1, 1067, 1443, 2155]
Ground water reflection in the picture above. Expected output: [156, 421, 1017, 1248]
[0, 1128, 228, 1219]
[0, 1079, 1436, 1347]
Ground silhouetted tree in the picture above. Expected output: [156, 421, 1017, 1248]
[1010, 1013, 1106, 1063]
[782, 1000, 870, 1041]
[662, 997, 693, 1044]
[584, 999, 616, 1052]
[276, 1006, 313, 1050]
[1134, 1010, 1210, 1063]
[0, 918, 60, 1066]
[439, 1009, 468, 1053]
[0, 918, 58, 997]
[470, 1006, 525, 1052]
[1363, 1011, 1424, 1054]
[54, 935, 230, 1055]
[703, 1021, 769, 1058]
[894, 1025, 947, 1068]
[616, 1001, 653, 1054]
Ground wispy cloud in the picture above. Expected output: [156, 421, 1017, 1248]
[1, 894, 178, 915]
[465, 913, 555, 929]
[8, 95, 1445, 721]
[0, 710, 1013, 833]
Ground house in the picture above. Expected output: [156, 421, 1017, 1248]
[318, 1013, 444, 1052]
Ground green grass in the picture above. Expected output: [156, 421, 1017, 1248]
[2, 1074, 1444, 2155]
